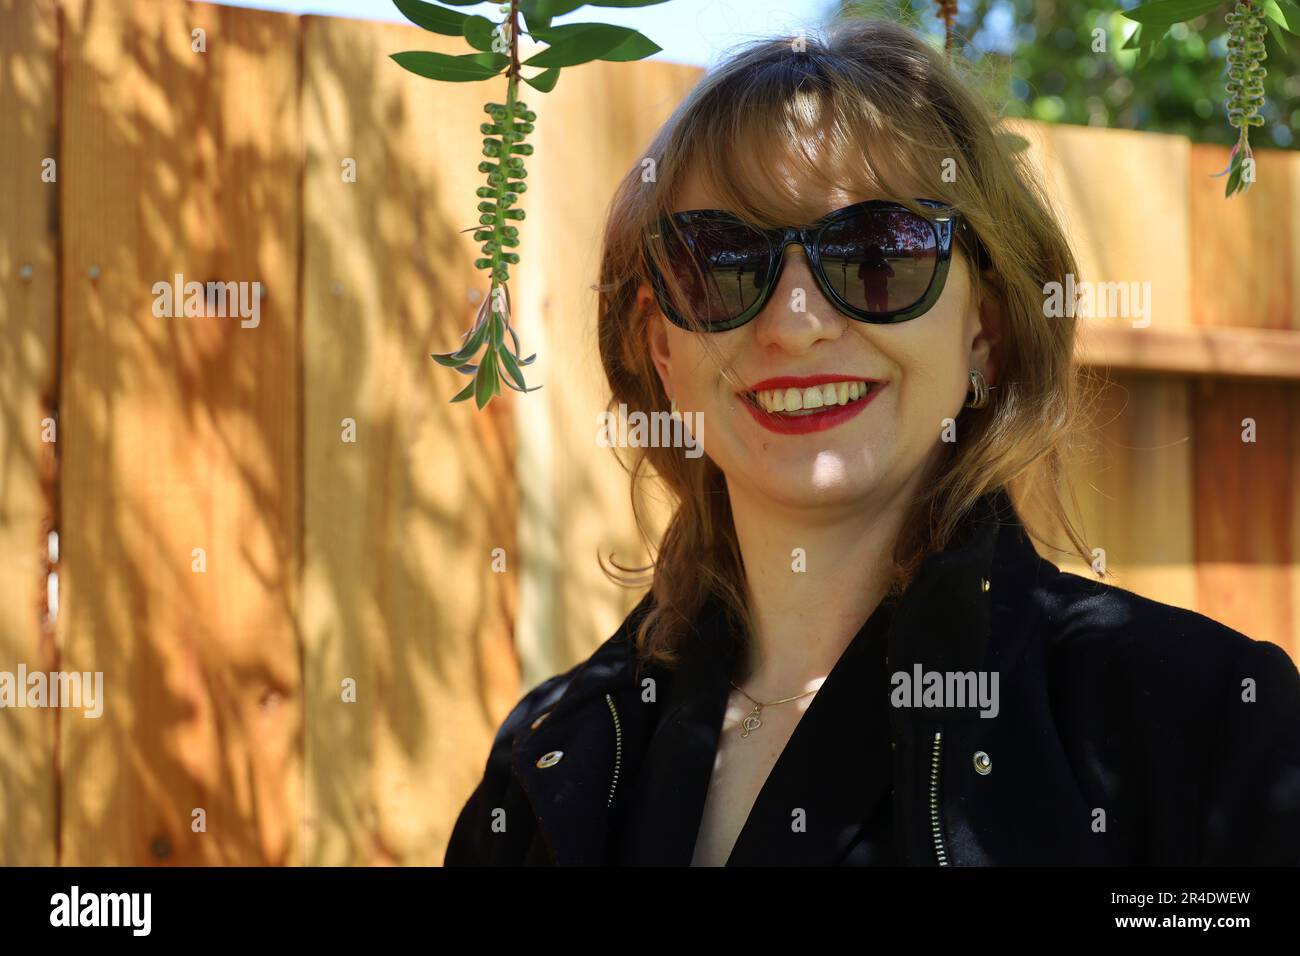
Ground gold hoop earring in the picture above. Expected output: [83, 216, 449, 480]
[964, 368, 990, 409]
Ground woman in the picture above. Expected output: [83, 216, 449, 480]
[444, 19, 1300, 866]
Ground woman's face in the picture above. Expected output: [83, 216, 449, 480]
[642, 173, 1000, 514]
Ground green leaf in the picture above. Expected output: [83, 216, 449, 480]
[392, 0, 470, 35]
[506, 324, 536, 366]
[432, 351, 468, 368]
[453, 318, 492, 360]
[1122, 0, 1226, 25]
[526, 21, 599, 43]
[520, 3, 553, 33]
[529, 22, 659, 62]
[1121, 23, 1170, 50]
[586, 0, 674, 6]
[1264, 9, 1290, 48]
[1225, 161, 1243, 198]
[460, 51, 510, 70]
[528, 0, 589, 18]
[499, 346, 529, 390]
[598, 29, 660, 61]
[450, 379, 476, 403]
[462, 15, 497, 53]
[524, 23, 649, 67]
[474, 353, 499, 408]
[1265, 0, 1300, 33]
[391, 50, 507, 82]
[523, 66, 561, 92]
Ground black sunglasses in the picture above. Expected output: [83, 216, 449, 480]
[645, 199, 968, 332]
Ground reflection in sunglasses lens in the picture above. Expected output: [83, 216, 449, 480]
[667, 219, 771, 327]
[818, 211, 937, 314]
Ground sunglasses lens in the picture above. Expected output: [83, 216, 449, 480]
[817, 209, 938, 316]
[659, 218, 772, 328]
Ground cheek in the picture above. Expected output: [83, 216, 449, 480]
[663, 327, 743, 406]
[660, 328, 706, 398]
[875, 318, 971, 436]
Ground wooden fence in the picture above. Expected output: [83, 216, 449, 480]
[0, 0, 1296, 866]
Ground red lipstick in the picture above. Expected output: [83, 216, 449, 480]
[740, 376, 885, 436]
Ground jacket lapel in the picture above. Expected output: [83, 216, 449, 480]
[606, 601, 736, 865]
[509, 605, 651, 865]
[882, 488, 1013, 863]
[725, 598, 896, 865]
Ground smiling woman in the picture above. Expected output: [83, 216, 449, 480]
[443, 16, 1300, 867]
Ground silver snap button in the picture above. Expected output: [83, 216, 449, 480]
[980, 578, 990, 593]
[536, 750, 564, 768]
[530, 711, 550, 730]
[973, 750, 992, 775]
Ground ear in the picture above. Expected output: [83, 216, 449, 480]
[967, 267, 1004, 385]
[639, 281, 675, 399]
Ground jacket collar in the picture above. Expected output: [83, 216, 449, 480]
[511, 485, 1042, 864]
[612, 592, 897, 865]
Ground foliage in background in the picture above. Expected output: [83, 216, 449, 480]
[1123, 0, 1300, 194]
[391, 0, 668, 408]
[840, 0, 1300, 157]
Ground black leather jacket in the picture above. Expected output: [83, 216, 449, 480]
[445, 489, 1300, 865]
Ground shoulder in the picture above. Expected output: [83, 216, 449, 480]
[1032, 564, 1296, 691]
[477, 590, 654, 772]
[1028, 567, 1300, 863]
[444, 593, 650, 865]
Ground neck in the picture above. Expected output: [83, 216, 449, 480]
[724, 475, 926, 700]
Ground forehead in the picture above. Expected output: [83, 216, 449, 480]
[668, 131, 930, 222]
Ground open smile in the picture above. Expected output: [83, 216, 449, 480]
[739, 374, 886, 435]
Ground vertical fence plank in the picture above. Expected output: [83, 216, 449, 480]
[1190, 144, 1300, 332]
[1072, 374, 1196, 609]
[1019, 373, 1197, 611]
[58, 0, 302, 864]
[1003, 120, 1191, 332]
[0, 0, 60, 866]
[300, 15, 517, 864]
[1193, 379, 1298, 653]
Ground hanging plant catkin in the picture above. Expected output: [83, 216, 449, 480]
[1221, 0, 1268, 196]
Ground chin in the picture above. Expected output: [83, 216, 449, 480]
[741, 471, 882, 511]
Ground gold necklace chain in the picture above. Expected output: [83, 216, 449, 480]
[727, 679, 818, 739]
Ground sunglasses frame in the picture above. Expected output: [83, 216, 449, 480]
[646, 198, 967, 332]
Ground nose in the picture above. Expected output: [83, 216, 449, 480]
[751, 241, 846, 353]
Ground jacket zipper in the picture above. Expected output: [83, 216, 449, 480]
[929, 728, 949, 866]
[604, 693, 623, 809]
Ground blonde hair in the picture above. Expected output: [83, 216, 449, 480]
[596, 17, 1100, 669]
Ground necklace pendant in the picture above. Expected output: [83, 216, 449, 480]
[741, 704, 763, 738]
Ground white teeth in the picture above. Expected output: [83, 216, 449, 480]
[749, 380, 876, 415]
